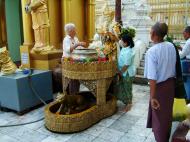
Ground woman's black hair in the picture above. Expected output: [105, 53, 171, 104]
[121, 34, 134, 48]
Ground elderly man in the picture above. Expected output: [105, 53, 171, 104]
[62, 23, 86, 95]
[179, 26, 190, 59]
[144, 22, 176, 142]
[62, 23, 86, 58]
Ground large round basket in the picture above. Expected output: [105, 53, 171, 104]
[44, 96, 117, 133]
[45, 60, 117, 133]
[62, 61, 117, 80]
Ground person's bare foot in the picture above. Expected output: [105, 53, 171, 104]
[123, 103, 132, 112]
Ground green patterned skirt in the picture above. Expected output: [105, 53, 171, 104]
[113, 74, 134, 105]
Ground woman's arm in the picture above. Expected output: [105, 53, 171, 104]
[70, 43, 79, 53]
[70, 42, 86, 52]
[120, 65, 128, 74]
[70, 37, 86, 52]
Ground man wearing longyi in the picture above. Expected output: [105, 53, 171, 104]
[144, 22, 176, 142]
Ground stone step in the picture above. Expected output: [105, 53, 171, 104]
[137, 67, 144, 76]
[140, 60, 145, 67]
[134, 75, 148, 85]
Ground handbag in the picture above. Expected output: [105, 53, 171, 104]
[173, 44, 187, 98]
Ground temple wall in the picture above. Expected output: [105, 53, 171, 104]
[147, 0, 190, 40]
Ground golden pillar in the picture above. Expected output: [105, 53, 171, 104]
[21, 0, 34, 46]
[48, 0, 62, 49]
[87, 0, 95, 41]
[61, 0, 71, 37]
[20, 0, 34, 68]
[61, 0, 85, 41]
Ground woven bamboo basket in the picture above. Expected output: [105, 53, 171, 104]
[44, 95, 117, 133]
[62, 61, 117, 80]
[45, 60, 117, 133]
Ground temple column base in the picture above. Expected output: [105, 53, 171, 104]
[20, 45, 62, 70]
[30, 50, 62, 70]
[31, 45, 55, 54]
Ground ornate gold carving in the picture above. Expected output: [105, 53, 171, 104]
[96, 3, 115, 34]
[0, 47, 17, 75]
[25, 0, 55, 54]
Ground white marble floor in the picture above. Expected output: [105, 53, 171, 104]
[0, 84, 178, 142]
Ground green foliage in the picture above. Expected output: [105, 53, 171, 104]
[165, 35, 180, 48]
[165, 35, 174, 43]
[120, 27, 136, 39]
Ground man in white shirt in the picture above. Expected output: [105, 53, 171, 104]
[62, 23, 86, 58]
[179, 26, 190, 59]
[144, 22, 176, 142]
[62, 23, 86, 95]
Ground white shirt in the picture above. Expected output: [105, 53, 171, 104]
[62, 35, 79, 58]
[179, 38, 190, 59]
[144, 41, 176, 83]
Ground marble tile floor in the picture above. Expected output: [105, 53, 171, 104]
[0, 84, 179, 142]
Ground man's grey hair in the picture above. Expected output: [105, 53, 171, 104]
[151, 22, 168, 38]
[64, 23, 75, 35]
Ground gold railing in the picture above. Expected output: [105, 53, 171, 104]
[148, 0, 188, 5]
[148, 0, 190, 40]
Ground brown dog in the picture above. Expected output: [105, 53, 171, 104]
[56, 93, 87, 115]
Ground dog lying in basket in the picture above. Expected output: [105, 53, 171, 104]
[55, 92, 95, 115]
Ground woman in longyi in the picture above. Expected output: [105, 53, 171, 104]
[114, 32, 136, 111]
